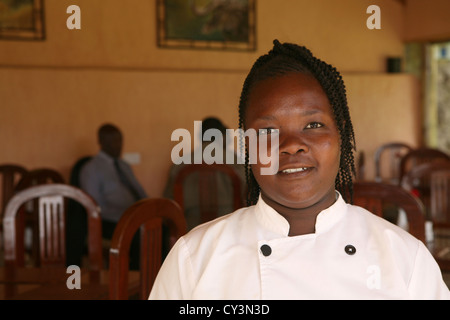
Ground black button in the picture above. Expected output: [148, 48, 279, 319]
[345, 245, 356, 255]
[260, 244, 272, 257]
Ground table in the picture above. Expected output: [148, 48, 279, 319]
[0, 267, 140, 300]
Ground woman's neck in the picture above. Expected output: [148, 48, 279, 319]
[261, 189, 337, 236]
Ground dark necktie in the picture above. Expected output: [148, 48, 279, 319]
[113, 158, 142, 201]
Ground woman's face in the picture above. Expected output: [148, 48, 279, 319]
[244, 72, 341, 211]
[100, 131, 123, 159]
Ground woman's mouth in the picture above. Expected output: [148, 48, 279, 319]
[281, 167, 308, 174]
[278, 166, 314, 177]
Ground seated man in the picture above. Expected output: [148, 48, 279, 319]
[79, 123, 148, 269]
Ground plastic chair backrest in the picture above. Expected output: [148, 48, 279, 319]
[69, 156, 93, 187]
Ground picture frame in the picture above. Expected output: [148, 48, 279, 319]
[156, 0, 256, 51]
[0, 0, 45, 41]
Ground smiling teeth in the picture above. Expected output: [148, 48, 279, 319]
[282, 168, 307, 174]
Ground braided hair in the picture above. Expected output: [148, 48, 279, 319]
[238, 39, 356, 206]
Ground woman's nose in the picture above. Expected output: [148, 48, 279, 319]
[279, 133, 309, 155]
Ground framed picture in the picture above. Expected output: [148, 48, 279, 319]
[0, 0, 45, 41]
[156, 0, 256, 51]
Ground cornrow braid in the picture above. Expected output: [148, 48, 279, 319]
[238, 39, 356, 206]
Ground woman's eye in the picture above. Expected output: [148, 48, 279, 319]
[305, 122, 323, 129]
[258, 128, 278, 136]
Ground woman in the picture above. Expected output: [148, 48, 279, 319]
[149, 40, 450, 299]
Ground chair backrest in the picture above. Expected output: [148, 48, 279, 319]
[429, 169, 450, 272]
[430, 168, 450, 228]
[3, 184, 103, 270]
[374, 142, 412, 184]
[173, 163, 244, 226]
[398, 147, 450, 187]
[69, 156, 93, 188]
[14, 168, 65, 191]
[403, 159, 450, 221]
[0, 164, 27, 222]
[109, 198, 186, 300]
[352, 181, 426, 242]
[12, 168, 66, 264]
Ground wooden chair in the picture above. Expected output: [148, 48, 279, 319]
[430, 169, 450, 228]
[0, 164, 28, 219]
[401, 160, 450, 272]
[398, 147, 450, 187]
[428, 169, 450, 271]
[0, 164, 28, 255]
[14, 168, 65, 191]
[374, 142, 412, 184]
[3, 183, 103, 271]
[173, 163, 245, 227]
[352, 181, 426, 243]
[12, 168, 65, 264]
[109, 198, 186, 300]
[402, 159, 450, 220]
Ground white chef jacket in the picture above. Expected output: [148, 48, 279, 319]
[149, 192, 450, 300]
